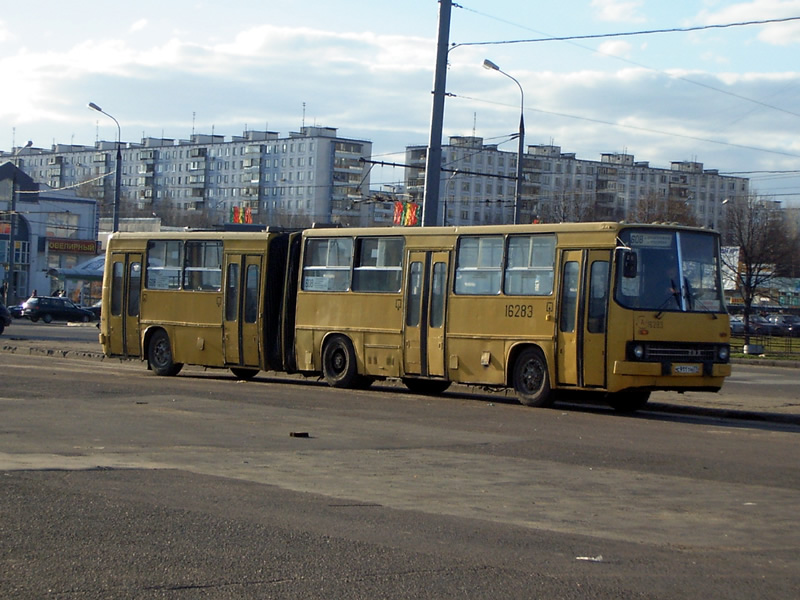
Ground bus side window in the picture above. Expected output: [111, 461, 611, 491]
[111, 262, 124, 316]
[406, 262, 422, 326]
[146, 240, 182, 290]
[225, 263, 239, 322]
[587, 261, 609, 333]
[504, 235, 555, 296]
[560, 261, 579, 333]
[302, 238, 353, 292]
[430, 262, 446, 328]
[128, 262, 141, 317]
[183, 241, 222, 291]
[454, 236, 502, 295]
[244, 264, 259, 323]
[353, 237, 404, 293]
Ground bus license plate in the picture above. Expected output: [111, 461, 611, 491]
[674, 365, 700, 375]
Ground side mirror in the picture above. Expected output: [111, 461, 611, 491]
[622, 250, 638, 278]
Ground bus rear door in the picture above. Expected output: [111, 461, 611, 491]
[556, 249, 610, 389]
[404, 250, 449, 378]
[223, 254, 262, 368]
[108, 252, 142, 357]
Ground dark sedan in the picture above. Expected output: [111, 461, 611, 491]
[21, 296, 94, 323]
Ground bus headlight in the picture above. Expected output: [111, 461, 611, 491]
[718, 346, 729, 362]
[632, 344, 645, 360]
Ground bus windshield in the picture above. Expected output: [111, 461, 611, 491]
[614, 228, 725, 313]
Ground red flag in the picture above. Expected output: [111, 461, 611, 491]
[393, 201, 404, 225]
[405, 202, 419, 226]
[233, 206, 240, 223]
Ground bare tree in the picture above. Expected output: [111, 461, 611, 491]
[632, 192, 698, 226]
[721, 195, 794, 344]
[541, 188, 596, 223]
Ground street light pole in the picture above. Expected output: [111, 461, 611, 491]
[88, 102, 122, 232]
[483, 59, 525, 225]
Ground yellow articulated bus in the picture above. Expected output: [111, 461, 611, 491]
[100, 222, 731, 412]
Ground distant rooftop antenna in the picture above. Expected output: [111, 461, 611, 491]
[302, 102, 306, 128]
[472, 112, 476, 137]
[192, 111, 196, 135]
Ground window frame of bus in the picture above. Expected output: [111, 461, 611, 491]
[454, 235, 504, 295]
[182, 240, 222, 292]
[145, 240, 183, 290]
[454, 234, 556, 296]
[503, 234, 556, 296]
[301, 237, 354, 292]
[352, 237, 404, 293]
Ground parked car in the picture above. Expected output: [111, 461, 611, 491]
[0, 302, 11, 335]
[729, 315, 746, 335]
[749, 314, 785, 336]
[87, 300, 102, 320]
[21, 296, 94, 323]
[8, 303, 24, 318]
[729, 314, 785, 336]
[768, 314, 800, 337]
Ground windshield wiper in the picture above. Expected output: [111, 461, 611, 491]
[654, 279, 681, 319]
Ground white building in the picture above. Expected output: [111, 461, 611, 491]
[405, 137, 749, 229]
[3, 126, 373, 228]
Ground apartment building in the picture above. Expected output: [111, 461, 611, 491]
[3, 126, 373, 228]
[405, 137, 749, 229]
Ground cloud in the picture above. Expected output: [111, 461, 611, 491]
[590, 0, 646, 23]
[129, 19, 148, 33]
[596, 40, 633, 57]
[0, 20, 12, 42]
[693, 0, 800, 46]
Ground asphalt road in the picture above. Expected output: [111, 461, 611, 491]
[1, 347, 799, 599]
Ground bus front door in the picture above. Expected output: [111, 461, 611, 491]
[556, 250, 610, 389]
[108, 252, 142, 357]
[223, 254, 263, 368]
[404, 250, 449, 378]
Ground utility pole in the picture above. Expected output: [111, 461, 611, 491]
[421, 0, 452, 227]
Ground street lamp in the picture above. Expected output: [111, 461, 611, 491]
[483, 59, 525, 224]
[88, 102, 122, 232]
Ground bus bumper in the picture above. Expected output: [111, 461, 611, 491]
[613, 361, 732, 378]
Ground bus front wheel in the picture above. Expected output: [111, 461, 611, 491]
[512, 347, 553, 408]
[322, 335, 360, 388]
[148, 330, 183, 376]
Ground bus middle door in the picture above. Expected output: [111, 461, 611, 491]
[404, 250, 449, 378]
[223, 254, 262, 368]
[108, 252, 142, 357]
[556, 249, 610, 389]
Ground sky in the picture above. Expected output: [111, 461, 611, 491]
[2, 0, 799, 204]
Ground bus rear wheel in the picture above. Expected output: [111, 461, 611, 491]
[148, 330, 183, 376]
[606, 391, 650, 412]
[322, 335, 360, 388]
[402, 378, 451, 395]
[512, 347, 553, 408]
[230, 367, 259, 380]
